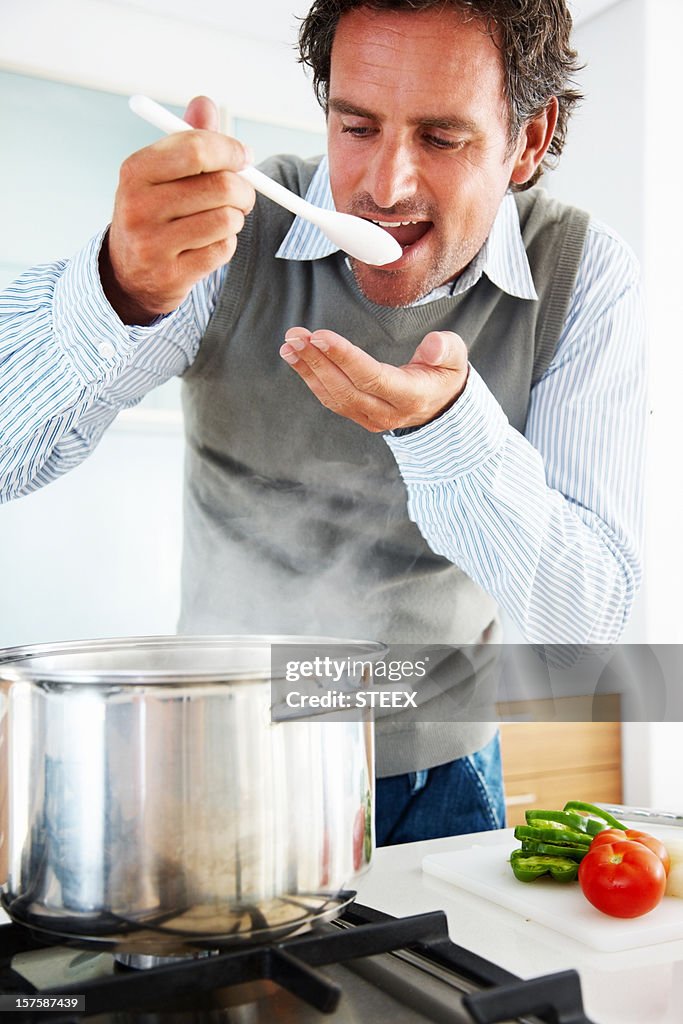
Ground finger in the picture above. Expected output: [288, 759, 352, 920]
[167, 206, 246, 255]
[409, 330, 468, 370]
[289, 331, 419, 419]
[158, 171, 256, 220]
[122, 130, 251, 187]
[113, 178, 254, 253]
[183, 95, 220, 131]
[305, 330, 438, 413]
[306, 330, 390, 394]
[287, 361, 392, 432]
[177, 236, 238, 280]
[284, 326, 312, 344]
[403, 330, 469, 410]
[280, 340, 393, 429]
[280, 327, 312, 362]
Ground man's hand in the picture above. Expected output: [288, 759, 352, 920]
[100, 96, 256, 325]
[279, 328, 469, 432]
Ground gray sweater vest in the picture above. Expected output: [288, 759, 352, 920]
[180, 155, 589, 776]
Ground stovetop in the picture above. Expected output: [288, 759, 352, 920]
[0, 903, 595, 1024]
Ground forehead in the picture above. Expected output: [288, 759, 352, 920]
[329, 7, 507, 122]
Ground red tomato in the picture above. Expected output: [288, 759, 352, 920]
[321, 831, 331, 888]
[590, 828, 671, 875]
[578, 840, 667, 918]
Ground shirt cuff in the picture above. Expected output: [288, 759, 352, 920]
[52, 228, 180, 386]
[384, 365, 509, 483]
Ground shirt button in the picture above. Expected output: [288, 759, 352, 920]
[98, 341, 116, 360]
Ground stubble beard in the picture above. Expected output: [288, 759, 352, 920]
[348, 234, 481, 308]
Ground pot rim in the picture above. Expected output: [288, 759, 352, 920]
[0, 634, 388, 686]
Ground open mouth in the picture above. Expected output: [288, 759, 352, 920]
[368, 218, 432, 252]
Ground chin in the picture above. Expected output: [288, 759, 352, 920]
[350, 263, 438, 308]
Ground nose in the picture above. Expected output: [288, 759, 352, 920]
[366, 138, 419, 210]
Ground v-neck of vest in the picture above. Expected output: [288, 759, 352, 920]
[338, 256, 468, 338]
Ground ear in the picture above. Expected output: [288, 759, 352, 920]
[509, 97, 559, 186]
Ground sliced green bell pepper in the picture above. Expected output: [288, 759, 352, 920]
[509, 849, 579, 883]
[514, 822, 593, 847]
[525, 808, 607, 836]
[520, 838, 588, 862]
[562, 800, 626, 831]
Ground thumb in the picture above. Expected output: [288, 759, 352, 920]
[183, 95, 220, 131]
[410, 331, 467, 370]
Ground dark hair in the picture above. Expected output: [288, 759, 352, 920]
[298, 0, 584, 189]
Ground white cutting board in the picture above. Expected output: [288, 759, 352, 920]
[422, 838, 683, 952]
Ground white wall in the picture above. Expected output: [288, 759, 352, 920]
[1, 0, 323, 130]
[641, 0, 683, 645]
[548, 0, 646, 260]
[622, 723, 683, 810]
[0, 0, 325, 647]
[0, 424, 185, 647]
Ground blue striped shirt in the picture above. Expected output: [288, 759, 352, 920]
[0, 157, 647, 644]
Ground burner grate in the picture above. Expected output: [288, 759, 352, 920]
[0, 905, 595, 1024]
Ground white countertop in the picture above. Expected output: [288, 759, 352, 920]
[355, 827, 683, 1024]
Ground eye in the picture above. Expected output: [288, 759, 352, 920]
[340, 124, 376, 138]
[423, 133, 466, 151]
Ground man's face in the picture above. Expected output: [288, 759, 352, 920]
[327, 6, 527, 307]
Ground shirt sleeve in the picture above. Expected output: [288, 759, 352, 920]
[384, 222, 647, 644]
[0, 228, 223, 502]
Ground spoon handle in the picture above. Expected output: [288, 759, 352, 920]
[129, 95, 315, 222]
[238, 165, 315, 220]
[129, 95, 192, 136]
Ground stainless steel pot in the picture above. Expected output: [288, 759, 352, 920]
[0, 635, 384, 953]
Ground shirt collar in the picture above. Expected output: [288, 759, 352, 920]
[275, 155, 537, 301]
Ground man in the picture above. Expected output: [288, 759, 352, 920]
[0, 0, 646, 843]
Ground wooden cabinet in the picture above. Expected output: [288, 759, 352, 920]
[499, 718, 622, 827]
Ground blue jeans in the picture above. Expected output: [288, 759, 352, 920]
[375, 732, 506, 846]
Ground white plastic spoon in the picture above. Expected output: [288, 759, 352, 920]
[128, 95, 402, 267]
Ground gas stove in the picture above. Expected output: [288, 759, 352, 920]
[0, 902, 593, 1023]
